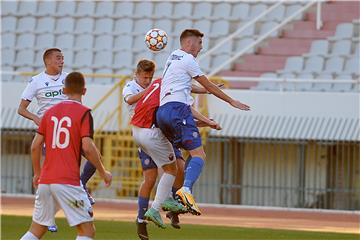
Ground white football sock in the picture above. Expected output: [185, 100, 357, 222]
[20, 231, 39, 240]
[152, 172, 175, 210]
[76, 236, 93, 240]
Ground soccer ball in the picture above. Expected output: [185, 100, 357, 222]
[145, 29, 168, 52]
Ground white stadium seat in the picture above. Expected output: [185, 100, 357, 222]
[213, 3, 232, 19]
[94, 18, 114, 34]
[285, 4, 304, 20]
[173, 19, 192, 35]
[154, 19, 172, 34]
[258, 21, 279, 37]
[313, 73, 333, 91]
[296, 73, 314, 91]
[55, 34, 74, 50]
[94, 35, 113, 50]
[194, 20, 211, 35]
[280, 56, 304, 74]
[114, 19, 133, 34]
[2, 49, 15, 66]
[134, 2, 153, 18]
[17, 1, 37, 15]
[249, 4, 267, 19]
[94, 51, 113, 68]
[330, 40, 352, 56]
[75, 18, 95, 34]
[193, 2, 212, 19]
[37, 1, 56, 16]
[115, 2, 134, 17]
[114, 51, 133, 69]
[94, 68, 114, 84]
[343, 56, 360, 75]
[114, 35, 133, 51]
[74, 34, 94, 50]
[330, 23, 354, 40]
[62, 50, 74, 66]
[211, 38, 232, 54]
[94, 1, 114, 17]
[333, 74, 354, 92]
[266, 5, 285, 22]
[173, 3, 192, 19]
[307, 40, 329, 56]
[154, 51, 169, 68]
[133, 19, 153, 34]
[76, 1, 95, 17]
[323, 57, 344, 74]
[17, 17, 36, 33]
[36, 17, 56, 33]
[255, 73, 280, 90]
[2, 16, 17, 32]
[73, 50, 93, 68]
[133, 35, 147, 52]
[1, 1, 18, 16]
[211, 54, 231, 70]
[211, 20, 230, 37]
[303, 56, 324, 74]
[16, 33, 36, 49]
[2, 33, 16, 48]
[154, 2, 173, 18]
[231, 3, 250, 20]
[36, 33, 55, 47]
[56, 1, 76, 17]
[14, 49, 34, 66]
[55, 17, 75, 34]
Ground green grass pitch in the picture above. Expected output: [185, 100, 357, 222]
[2, 215, 358, 240]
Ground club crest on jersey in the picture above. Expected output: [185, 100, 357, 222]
[144, 158, 150, 165]
[168, 153, 174, 161]
[45, 82, 49, 86]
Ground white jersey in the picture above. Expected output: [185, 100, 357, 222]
[122, 79, 144, 117]
[21, 71, 68, 117]
[160, 49, 204, 106]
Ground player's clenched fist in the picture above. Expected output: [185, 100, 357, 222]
[102, 171, 112, 187]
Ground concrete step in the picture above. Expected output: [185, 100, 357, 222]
[258, 38, 313, 56]
[283, 29, 335, 39]
[219, 70, 263, 77]
[234, 55, 287, 72]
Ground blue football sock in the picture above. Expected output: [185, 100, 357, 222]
[138, 197, 149, 221]
[80, 161, 96, 186]
[183, 157, 204, 192]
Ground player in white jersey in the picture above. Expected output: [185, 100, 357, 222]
[17, 48, 97, 232]
[156, 29, 251, 215]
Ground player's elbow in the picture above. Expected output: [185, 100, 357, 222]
[17, 106, 24, 116]
[81, 137, 95, 157]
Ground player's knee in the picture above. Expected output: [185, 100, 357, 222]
[162, 161, 177, 176]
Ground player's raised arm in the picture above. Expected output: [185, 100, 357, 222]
[195, 75, 250, 111]
[81, 137, 112, 187]
[191, 83, 224, 94]
[190, 107, 221, 130]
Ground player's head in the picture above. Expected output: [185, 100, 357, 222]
[135, 59, 155, 88]
[180, 29, 204, 57]
[63, 72, 86, 97]
[43, 48, 64, 74]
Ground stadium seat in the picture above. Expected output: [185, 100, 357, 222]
[354, 42, 360, 55]
[213, 2, 231, 20]
[95, 35, 113, 50]
[249, 4, 267, 20]
[133, 35, 147, 52]
[296, 73, 314, 91]
[234, 37, 255, 54]
[255, 73, 280, 90]
[1, 1, 18, 16]
[173, 2, 192, 19]
[114, 19, 133, 34]
[134, 2, 153, 18]
[62, 50, 74, 66]
[73, 50, 93, 68]
[94, 1, 114, 17]
[2, 49, 15, 66]
[154, 19, 173, 34]
[343, 56, 359, 75]
[134, 50, 154, 64]
[303, 56, 324, 74]
[37, 1, 56, 16]
[333, 74, 354, 92]
[193, 2, 212, 19]
[34, 50, 45, 66]
[279, 73, 297, 91]
[199, 57, 211, 73]
[2, 16, 17, 32]
[329, 23, 354, 40]
[133, 19, 153, 34]
[173, 19, 193, 35]
[194, 20, 211, 35]
[14, 49, 34, 67]
[114, 35, 133, 51]
[330, 40, 352, 56]
[211, 20, 230, 37]
[306, 40, 329, 57]
[212, 38, 232, 54]
[75, 17, 95, 34]
[285, 4, 304, 20]
[56, 1, 76, 17]
[75, 1, 95, 17]
[94, 51, 113, 68]
[36, 33, 55, 48]
[230, 3, 250, 20]
[55, 34, 74, 50]
[313, 73, 333, 91]
[74, 34, 94, 50]
[17, 1, 37, 16]
[80, 67, 94, 82]
[154, 51, 169, 68]
[1, 66, 14, 81]
[258, 21, 279, 37]
[94, 18, 114, 34]
[2, 33, 16, 48]
[238, 22, 256, 37]
[36, 17, 56, 33]
[279, 56, 304, 74]
[94, 68, 115, 84]
[154, 2, 173, 18]
[55, 17, 75, 34]
[266, 5, 285, 22]
[13, 66, 35, 82]
[212, 54, 231, 70]
[17, 17, 36, 33]
[114, 2, 134, 17]
[170, 36, 180, 50]
[16, 33, 36, 49]
[323, 57, 344, 74]
[114, 51, 133, 69]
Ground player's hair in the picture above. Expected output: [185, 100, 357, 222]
[43, 48, 62, 64]
[136, 59, 156, 73]
[180, 29, 204, 43]
[64, 72, 85, 94]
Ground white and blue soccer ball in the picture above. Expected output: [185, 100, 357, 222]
[145, 28, 168, 52]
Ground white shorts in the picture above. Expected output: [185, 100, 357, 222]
[33, 184, 93, 227]
[132, 126, 176, 167]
